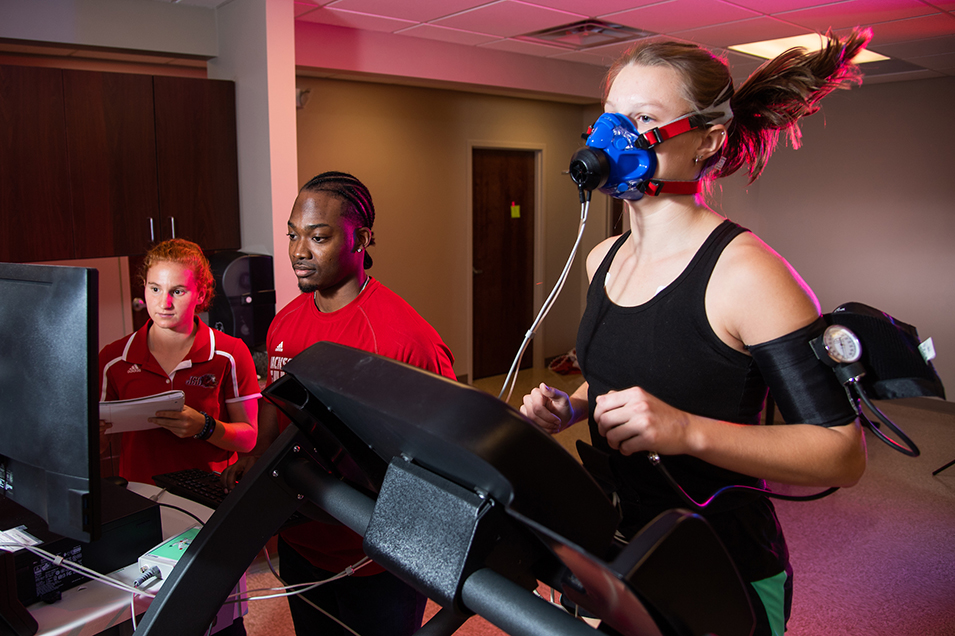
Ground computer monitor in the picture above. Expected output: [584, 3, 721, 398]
[0, 262, 100, 543]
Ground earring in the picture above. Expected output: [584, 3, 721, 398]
[694, 156, 702, 165]
[357, 247, 363, 253]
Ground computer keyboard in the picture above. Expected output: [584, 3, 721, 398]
[152, 468, 229, 509]
[151, 468, 308, 530]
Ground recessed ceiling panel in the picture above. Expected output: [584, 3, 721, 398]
[727, 0, 855, 11]
[864, 14, 955, 47]
[527, 0, 660, 14]
[325, 0, 485, 22]
[397, 24, 500, 46]
[480, 38, 568, 57]
[611, 0, 761, 34]
[676, 16, 814, 48]
[779, 0, 938, 32]
[432, 0, 586, 38]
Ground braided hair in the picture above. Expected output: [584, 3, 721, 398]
[604, 28, 872, 183]
[301, 171, 376, 269]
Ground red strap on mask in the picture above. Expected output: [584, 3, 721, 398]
[638, 114, 707, 149]
[643, 178, 703, 197]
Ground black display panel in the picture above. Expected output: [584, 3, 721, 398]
[0, 263, 100, 542]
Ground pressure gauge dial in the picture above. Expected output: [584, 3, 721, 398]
[822, 325, 862, 364]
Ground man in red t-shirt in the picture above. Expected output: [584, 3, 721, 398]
[225, 172, 455, 636]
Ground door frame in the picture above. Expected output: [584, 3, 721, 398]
[466, 140, 546, 384]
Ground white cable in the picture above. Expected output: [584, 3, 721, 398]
[499, 198, 590, 403]
[223, 545, 371, 636]
[0, 541, 156, 598]
[4, 534, 373, 634]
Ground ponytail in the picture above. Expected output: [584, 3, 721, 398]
[717, 28, 872, 182]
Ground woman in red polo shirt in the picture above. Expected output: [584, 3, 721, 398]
[99, 238, 260, 485]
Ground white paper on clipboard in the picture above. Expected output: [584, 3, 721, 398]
[99, 390, 185, 433]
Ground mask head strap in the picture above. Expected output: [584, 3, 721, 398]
[637, 114, 709, 149]
[642, 178, 703, 196]
[632, 113, 708, 196]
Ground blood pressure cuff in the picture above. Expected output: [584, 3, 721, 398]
[829, 302, 945, 400]
[748, 317, 857, 427]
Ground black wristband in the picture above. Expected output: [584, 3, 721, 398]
[194, 411, 216, 440]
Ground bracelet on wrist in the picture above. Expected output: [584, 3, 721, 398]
[194, 411, 216, 441]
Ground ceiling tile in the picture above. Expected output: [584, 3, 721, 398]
[480, 38, 570, 57]
[547, 48, 621, 66]
[779, 0, 940, 32]
[723, 48, 766, 74]
[256, 0, 955, 88]
[610, 0, 761, 34]
[864, 68, 946, 83]
[727, 0, 850, 12]
[526, 0, 661, 16]
[866, 14, 955, 46]
[297, 7, 417, 32]
[324, 0, 486, 22]
[431, 0, 586, 38]
[894, 51, 955, 71]
[396, 23, 500, 46]
[674, 16, 815, 47]
[873, 34, 955, 58]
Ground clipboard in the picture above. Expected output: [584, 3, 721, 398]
[99, 390, 185, 433]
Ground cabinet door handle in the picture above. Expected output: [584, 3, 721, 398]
[169, 216, 176, 238]
[149, 218, 155, 242]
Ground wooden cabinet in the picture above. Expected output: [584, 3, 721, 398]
[0, 65, 75, 262]
[153, 76, 241, 252]
[0, 65, 241, 262]
[63, 69, 160, 258]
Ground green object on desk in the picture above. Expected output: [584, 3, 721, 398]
[147, 526, 200, 563]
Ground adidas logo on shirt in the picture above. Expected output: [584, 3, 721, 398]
[275, 342, 284, 352]
[128, 364, 142, 373]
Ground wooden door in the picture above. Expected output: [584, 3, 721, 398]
[472, 148, 535, 380]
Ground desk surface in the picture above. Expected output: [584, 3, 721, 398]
[28, 482, 231, 636]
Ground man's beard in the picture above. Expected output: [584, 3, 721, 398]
[297, 280, 319, 294]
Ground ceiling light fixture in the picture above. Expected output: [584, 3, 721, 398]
[729, 33, 888, 63]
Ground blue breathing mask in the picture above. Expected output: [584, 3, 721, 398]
[569, 112, 707, 200]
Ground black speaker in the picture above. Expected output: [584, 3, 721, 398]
[207, 251, 275, 352]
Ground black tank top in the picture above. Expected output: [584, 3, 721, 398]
[577, 221, 771, 505]
[578, 219, 766, 423]
[576, 219, 787, 581]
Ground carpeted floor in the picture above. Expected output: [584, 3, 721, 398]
[775, 397, 955, 636]
[242, 369, 955, 635]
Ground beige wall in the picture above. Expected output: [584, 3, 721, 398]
[294, 77, 606, 378]
[9, 0, 952, 396]
[294, 74, 955, 394]
[712, 76, 955, 394]
[39, 257, 134, 350]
